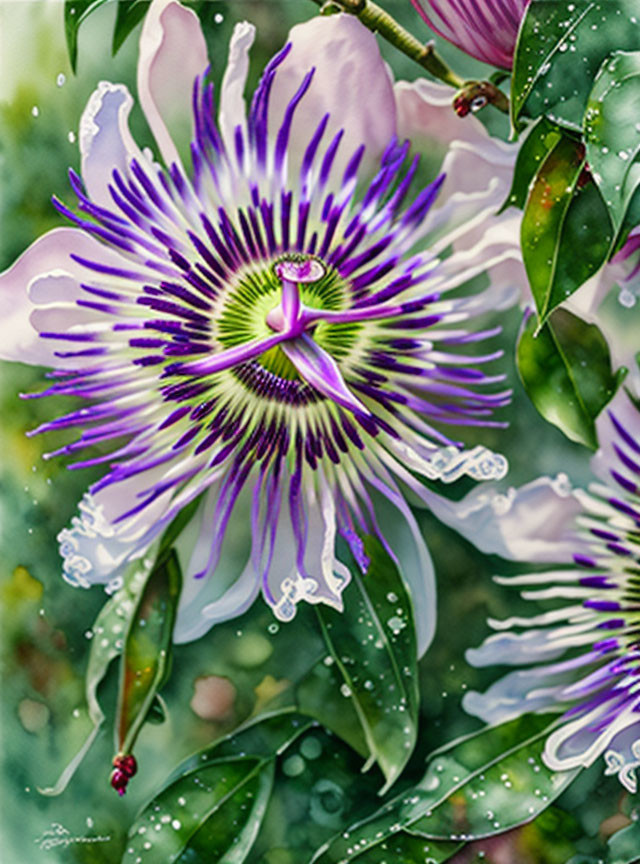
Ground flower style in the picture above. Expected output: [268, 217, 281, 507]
[0, 0, 518, 653]
[463, 390, 640, 791]
[411, 0, 529, 69]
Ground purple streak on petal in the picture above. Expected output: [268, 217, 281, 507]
[281, 335, 370, 417]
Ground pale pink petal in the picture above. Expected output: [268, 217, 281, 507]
[268, 13, 396, 183]
[137, 0, 208, 167]
[0, 228, 128, 367]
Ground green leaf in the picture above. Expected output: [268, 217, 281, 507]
[313, 535, 419, 793]
[116, 549, 181, 756]
[38, 563, 151, 795]
[112, 0, 150, 56]
[521, 133, 613, 322]
[584, 50, 640, 232]
[64, 0, 109, 73]
[517, 307, 622, 449]
[501, 117, 562, 212]
[607, 820, 640, 864]
[311, 715, 579, 863]
[336, 833, 462, 864]
[123, 711, 311, 863]
[512, 0, 640, 130]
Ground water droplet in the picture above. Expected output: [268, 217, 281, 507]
[31, 106, 39, 117]
[56, 73, 66, 87]
[283, 754, 305, 777]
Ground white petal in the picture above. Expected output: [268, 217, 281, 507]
[462, 671, 565, 726]
[268, 13, 396, 184]
[420, 475, 582, 563]
[544, 701, 640, 772]
[0, 228, 127, 367]
[268, 473, 351, 621]
[137, 0, 208, 167]
[466, 629, 567, 668]
[219, 21, 256, 157]
[173, 482, 258, 643]
[79, 82, 143, 207]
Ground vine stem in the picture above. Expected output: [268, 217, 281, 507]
[309, 0, 510, 114]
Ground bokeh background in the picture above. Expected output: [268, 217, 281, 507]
[0, 2, 637, 862]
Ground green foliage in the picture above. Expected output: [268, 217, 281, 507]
[116, 549, 181, 756]
[65, 0, 111, 72]
[310, 715, 579, 862]
[310, 536, 419, 792]
[122, 712, 312, 863]
[516, 308, 622, 449]
[607, 820, 640, 863]
[521, 133, 612, 323]
[512, 0, 640, 131]
[584, 50, 640, 233]
[501, 117, 562, 212]
[112, 0, 150, 56]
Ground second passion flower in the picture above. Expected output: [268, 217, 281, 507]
[0, 0, 519, 654]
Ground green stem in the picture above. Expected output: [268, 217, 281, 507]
[311, 0, 464, 89]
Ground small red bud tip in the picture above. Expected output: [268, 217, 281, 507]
[453, 95, 471, 118]
[110, 769, 128, 796]
[110, 753, 138, 795]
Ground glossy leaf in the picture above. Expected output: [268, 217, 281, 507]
[123, 712, 311, 863]
[501, 117, 562, 212]
[607, 820, 640, 864]
[339, 833, 462, 864]
[255, 724, 385, 862]
[314, 535, 419, 792]
[116, 549, 181, 755]
[311, 715, 579, 863]
[584, 50, 640, 232]
[512, 0, 640, 130]
[112, 0, 150, 56]
[517, 307, 621, 449]
[64, 0, 108, 73]
[38, 564, 151, 795]
[522, 134, 612, 322]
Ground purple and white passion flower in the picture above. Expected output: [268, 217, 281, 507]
[0, 0, 518, 654]
[411, 0, 529, 70]
[464, 389, 640, 792]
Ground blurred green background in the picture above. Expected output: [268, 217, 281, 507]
[0, 2, 637, 862]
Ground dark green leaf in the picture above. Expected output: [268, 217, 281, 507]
[38, 563, 151, 795]
[607, 820, 640, 864]
[338, 833, 462, 864]
[584, 50, 640, 232]
[123, 711, 310, 863]
[512, 0, 640, 130]
[311, 715, 578, 863]
[172, 710, 314, 776]
[297, 657, 371, 760]
[517, 307, 621, 448]
[254, 725, 385, 861]
[116, 549, 181, 755]
[521, 134, 613, 322]
[501, 117, 562, 212]
[112, 0, 150, 56]
[313, 535, 419, 792]
[64, 0, 109, 73]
